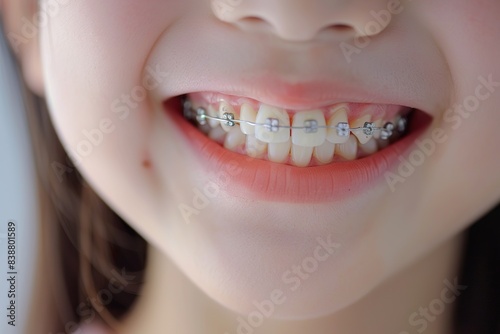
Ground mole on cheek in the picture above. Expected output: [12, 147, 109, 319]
[142, 159, 152, 169]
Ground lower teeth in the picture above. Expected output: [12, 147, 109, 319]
[181, 96, 410, 167]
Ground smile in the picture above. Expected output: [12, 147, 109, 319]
[182, 92, 412, 167]
[164, 91, 431, 202]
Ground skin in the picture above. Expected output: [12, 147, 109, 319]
[2, 0, 500, 333]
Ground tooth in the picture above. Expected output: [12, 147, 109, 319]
[359, 138, 378, 155]
[291, 145, 313, 167]
[291, 110, 327, 147]
[240, 104, 257, 135]
[246, 135, 267, 158]
[377, 138, 389, 149]
[198, 122, 211, 135]
[208, 125, 227, 145]
[219, 101, 237, 132]
[224, 126, 246, 152]
[326, 105, 350, 144]
[207, 105, 219, 128]
[373, 119, 384, 139]
[351, 114, 373, 144]
[314, 141, 336, 164]
[188, 99, 201, 110]
[372, 119, 383, 139]
[336, 135, 358, 161]
[388, 116, 403, 140]
[268, 140, 291, 163]
[255, 104, 290, 144]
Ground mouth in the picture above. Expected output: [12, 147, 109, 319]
[164, 92, 432, 202]
[182, 92, 414, 166]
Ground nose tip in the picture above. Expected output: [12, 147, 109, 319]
[211, 0, 393, 42]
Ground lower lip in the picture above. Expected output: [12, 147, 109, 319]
[165, 99, 430, 203]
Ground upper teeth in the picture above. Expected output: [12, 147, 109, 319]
[184, 99, 405, 144]
[350, 114, 373, 144]
[240, 103, 257, 135]
[292, 110, 327, 147]
[183, 97, 410, 167]
[326, 104, 350, 144]
[255, 104, 290, 143]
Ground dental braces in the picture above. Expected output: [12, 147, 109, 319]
[183, 100, 408, 140]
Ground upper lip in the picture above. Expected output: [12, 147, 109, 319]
[204, 76, 415, 110]
[158, 74, 426, 112]
[150, 37, 443, 116]
[155, 69, 435, 115]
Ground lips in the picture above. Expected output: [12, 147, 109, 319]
[184, 92, 411, 165]
[164, 92, 432, 203]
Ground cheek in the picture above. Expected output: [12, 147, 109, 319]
[437, 2, 500, 174]
[38, 0, 188, 245]
[40, 0, 181, 140]
[413, 0, 500, 160]
[406, 0, 500, 233]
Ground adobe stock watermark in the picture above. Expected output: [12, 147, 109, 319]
[177, 138, 267, 224]
[340, 0, 413, 64]
[51, 64, 169, 183]
[385, 74, 499, 192]
[178, 159, 243, 224]
[7, 0, 70, 53]
[398, 277, 467, 334]
[224, 235, 341, 334]
[211, 0, 244, 20]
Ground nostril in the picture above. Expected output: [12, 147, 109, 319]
[315, 23, 358, 39]
[240, 16, 266, 24]
[233, 16, 275, 33]
[330, 23, 354, 32]
[238, 15, 272, 29]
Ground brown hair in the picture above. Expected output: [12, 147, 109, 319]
[16, 50, 147, 332]
[452, 204, 500, 333]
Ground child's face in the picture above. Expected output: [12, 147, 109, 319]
[11, 0, 500, 318]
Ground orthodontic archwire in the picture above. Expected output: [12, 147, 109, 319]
[183, 99, 408, 141]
